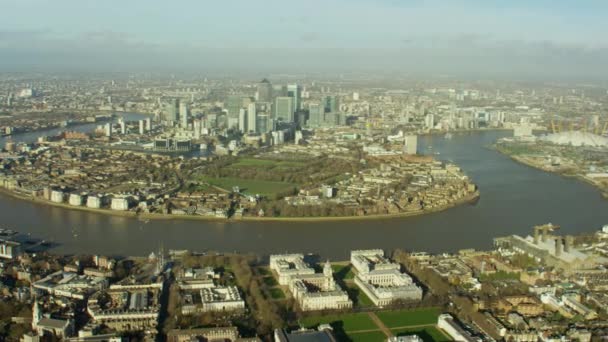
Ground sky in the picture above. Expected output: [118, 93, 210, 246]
[0, 0, 607, 79]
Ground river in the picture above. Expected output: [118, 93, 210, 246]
[1, 124, 607, 259]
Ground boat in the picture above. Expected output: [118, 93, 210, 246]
[444, 133, 453, 140]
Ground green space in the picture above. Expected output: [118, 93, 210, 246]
[478, 271, 520, 282]
[257, 267, 270, 276]
[392, 327, 451, 342]
[268, 288, 285, 299]
[332, 264, 355, 280]
[348, 331, 388, 342]
[300, 313, 378, 332]
[232, 158, 306, 168]
[376, 307, 441, 328]
[262, 276, 278, 287]
[199, 176, 296, 197]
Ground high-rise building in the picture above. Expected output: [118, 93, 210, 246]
[104, 123, 112, 137]
[163, 99, 179, 123]
[287, 84, 302, 111]
[179, 102, 189, 128]
[257, 79, 273, 103]
[404, 135, 418, 155]
[308, 103, 324, 127]
[145, 117, 152, 131]
[425, 113, 435, 129]
[256, 114, 270, 133]
[139, 120, 145, 135]
[238, 108, 247, 133]
[247, 103, 257, 133]
[275, 97, 294, 122]
[226, 95, 245, 126]
[324, 96, 339, 113]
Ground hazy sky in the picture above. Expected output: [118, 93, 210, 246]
[1, 0, 607, 78]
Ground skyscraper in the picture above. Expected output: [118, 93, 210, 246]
[308, 103, 324, 127]
[287, 84, 302, 111]
[238, 108, 247, 133]
[275, 97, 294, 122]
[163, 98, 179, 123]
[257, 79, 273, 103]
[226, 95, 245, 127]
[247, 103, 257, 133]
[404, 135, 418, 155]
[179, 102, 189, 128]
[324, 95, 339, 113]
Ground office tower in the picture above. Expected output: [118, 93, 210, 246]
[404, 135, 418, 155]
[139, 120, 145, 135]
[226, 95, 245, 126]
[308, 103, 324, 127]
[179, 102, 189, 128]
[275, 97, 294, 122]
[193, 120, 201, 139]
[324, 95, 339, 113]
[256, 114, 270, 133]
[257, 79, 273, 103]
[425, 113, 435, 129]
[145, 118, 151, 131]
[353, 92, 360, 101]
[105, 123, 112, 137]
[163, 98, 179, 123]
[247, 103, 257, 133]
[120, 120, 126, 134]
[238, 108, 247, 133]
[287, 84, 302, 111]
[295, 130, 303, 145]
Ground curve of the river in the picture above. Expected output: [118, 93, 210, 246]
[1, 123, 607, 259]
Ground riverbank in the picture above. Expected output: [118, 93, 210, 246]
[493, 147, 608, 199]
[0, 186, 480, 223]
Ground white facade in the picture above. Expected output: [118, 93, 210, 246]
[50, 190, 64, 203]
[87, 196, 102, 209]
[111, 197, 129, 211]
[351, 250, 422, 306]
[437, 314, 476, 342]
[68, 193, 83, 206]
[270, 254, 315, 285]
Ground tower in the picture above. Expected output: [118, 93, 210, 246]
[287, 84, 302, 111]
[32, 300, 42, 330]
[256, 79, 273, 103]
[275, 97, 294, 123]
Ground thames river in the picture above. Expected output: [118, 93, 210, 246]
[1, 121, 607, 259]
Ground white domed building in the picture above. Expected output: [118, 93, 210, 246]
[539, 131, 608, 147]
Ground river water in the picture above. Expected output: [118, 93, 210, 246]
[1, 121, 607, 259]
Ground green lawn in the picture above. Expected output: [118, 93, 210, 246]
[348, 331, 388, 342]
[262, 276, 278, 287]
[300, 313, 378, 332]
[269, 288, 285, 299]
[342, 283, 374, 307]
[332, 264, 355, 280]
[199, 176, 296, 196]
[392, 327, 451, 342]
[232, 158, 306, 168]
[376, 308, 441, 328]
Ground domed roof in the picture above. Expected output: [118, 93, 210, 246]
[540, 131, 608, 147]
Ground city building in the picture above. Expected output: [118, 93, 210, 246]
[351, 250, 423, 306]
[275, 97, 294, 123]
[270, 254, 352, 311]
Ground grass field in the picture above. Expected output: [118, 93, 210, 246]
[332, 264, 355, 280]
[300, 313, 378, 332]
[199, 176, 296, 196]
[268, 288, 285, 299]
[262, 276, 278, 287]
[348, 331, 388, 342]
[392, 327, 451, 342]
[232, 158, 306, 168]
[376, 307, 441, 328]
